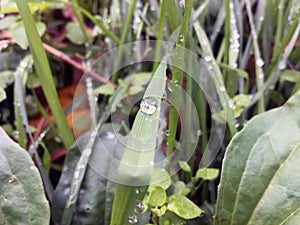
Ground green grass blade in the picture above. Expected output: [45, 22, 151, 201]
[73, 4, 121, 45]
[165, 0, 181, 31]
[167, 0, 192, 158]
[193, 21, 237, 136]
[15, 0, 74, 149]
[110, 62, 167, 225]
[245, 0, 265, 113]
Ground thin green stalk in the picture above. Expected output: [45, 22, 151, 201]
[75, 4, 121, 44]
[112, 0, 138, 83]
[245, 0, 265, 113]
[273, 0, 285, 61]
[193, 21, 237, 136]
[15, 0, 74, 149]
[153, 0, 167, 71]
[167, 0, 192, 158]
[223, 0, 230, 74]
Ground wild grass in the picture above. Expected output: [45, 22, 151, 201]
[1, 0, 300, 224]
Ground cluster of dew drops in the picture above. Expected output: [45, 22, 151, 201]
[128, 189, 145, 224]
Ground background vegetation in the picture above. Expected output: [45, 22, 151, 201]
[0, 0, 300, 224]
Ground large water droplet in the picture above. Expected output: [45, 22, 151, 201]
[256, 58, 264, 67]
[140, 97, 159, 115]
[134, 202, 145, 214]
[128, 214, 138, 224]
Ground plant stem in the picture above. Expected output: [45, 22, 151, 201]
[167, 0, 192, 158]
[153, 0, 167, 71]
[112, 0, 138, 83]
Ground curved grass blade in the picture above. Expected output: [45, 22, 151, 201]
[15, 0, 74, 149]
[193, 21, 237, 136]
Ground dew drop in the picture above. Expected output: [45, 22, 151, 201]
[4, 196, 8, 202]
[13, 131, 19, 139]
[106, 131, 115, 139]
[178, 34, 184, 42]
[196, 129, 202, 136]
[140, 97, 158, 115]
[8, 177, 15, 183]
[229, 100, 236, 109]
[278, 60, 286, 70]
[134, 202, 145, 214]
[74, 170, 80, 179]
[259, 16, 264, 22]
[256, 58, 264, 67]
[220, 86, 226, 92]
[204, 55, 212, 62]
[165, 130, 170, 137]
[83, 148, 92, 157]
[135, 189, 140, 195]
[128, 214, 138, 224]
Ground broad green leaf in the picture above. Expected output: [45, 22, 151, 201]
[173, 181, 190, 196]
[10, 21, 46, 49]
[214, 91, 300, 225]
[167, 194, 204, 220]
[52, 124, 121, 225]
[149, 168, 171, 190]
[93, 83, 115, 96]
[149, 186, 167, 207]
[233, 94, 251, 107]
[0, 70, 14, 88]
[0, 15, 16, 29]
[0, 127, 50, 225]
[195, 168, 219, 180]
[280, 69, 300, 83]
[159, 211, 186, 225]
[66, 22, 86, 45]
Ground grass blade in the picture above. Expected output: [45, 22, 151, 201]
[193, 21, 237, 136]
[110, 62, 167, 225]
[15, 0, 74, 149]
[245, 0, 265, 113]
[167, 0, 192, 158]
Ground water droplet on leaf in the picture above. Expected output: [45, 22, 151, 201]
[8, 177, 15, 183]
[220, 86, 226, 92]
[256, 58, 264, 67]
[128, 214, 138, 224]
[134, 202, 145, 214]
[140, 97, 158, 115]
